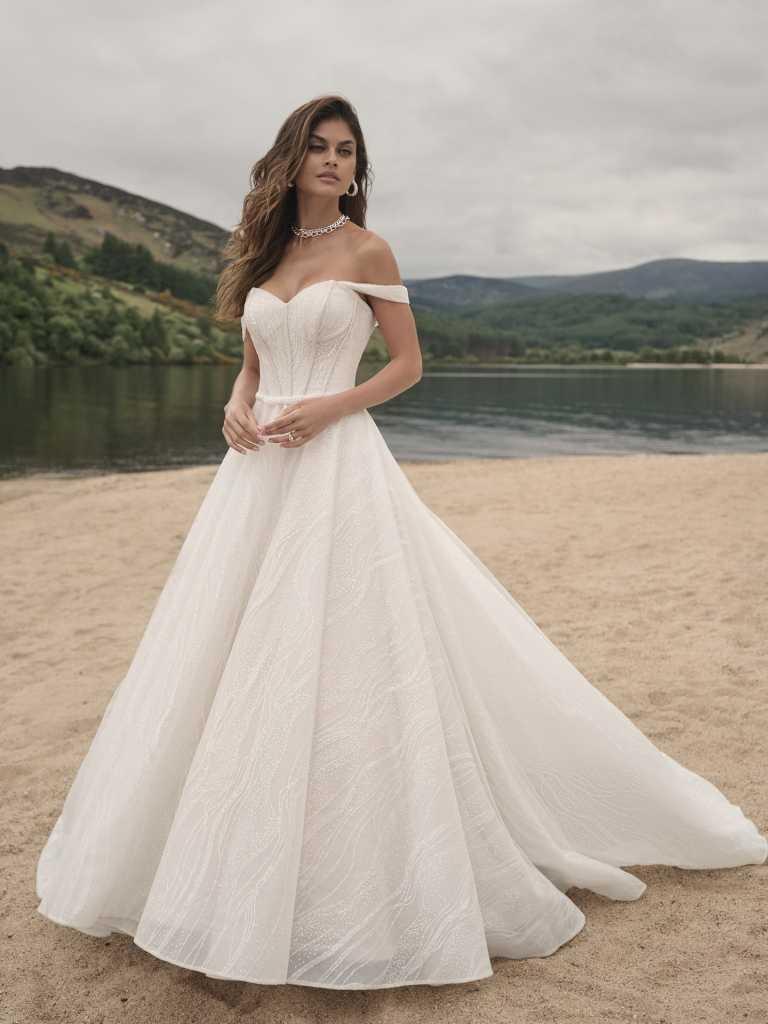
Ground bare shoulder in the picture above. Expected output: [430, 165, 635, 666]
[354, 230, 403, 286]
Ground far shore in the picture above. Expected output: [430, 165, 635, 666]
[624, 361, 768, 369]
[408, 359, 768, 371]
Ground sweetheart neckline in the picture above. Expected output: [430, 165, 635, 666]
[251, 279, 364, 307]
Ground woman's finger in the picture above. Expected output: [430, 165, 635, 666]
[267, 428, 301, 443]
[223, 417, 264, 453]
[230, 413, 264, 449]
[222, 426, 250, 454]
[261, 405, 303, 434]
[278, 430, 312, 447]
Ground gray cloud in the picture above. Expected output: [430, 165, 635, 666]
[2, 0, 766, 279]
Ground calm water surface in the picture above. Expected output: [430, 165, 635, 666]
[2, 364, 767, 478]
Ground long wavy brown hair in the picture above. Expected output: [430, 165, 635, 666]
[214, 94, 372, 324]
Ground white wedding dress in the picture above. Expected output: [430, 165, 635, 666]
[36, 279, 767, 989]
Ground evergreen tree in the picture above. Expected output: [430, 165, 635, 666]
[142, 308, 169, 354]
[56, 239, 77, 268]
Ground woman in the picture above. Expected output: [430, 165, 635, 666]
[36, 94, 767, 990]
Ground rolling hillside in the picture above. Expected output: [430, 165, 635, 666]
[1, 165, 767, 364]
[513, 257, 768, 301]
[405, 259, 768, 309]
[0, 166, 228, 275]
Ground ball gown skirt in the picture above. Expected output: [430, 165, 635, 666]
[35, 280, 768, 989]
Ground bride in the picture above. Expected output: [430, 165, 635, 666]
[36, 94, 767, 990]
[219, 108, 421, 458]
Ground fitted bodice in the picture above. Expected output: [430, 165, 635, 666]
[241, 279, 410, 401]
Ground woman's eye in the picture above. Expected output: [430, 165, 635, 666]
[310, 144, 353, 156]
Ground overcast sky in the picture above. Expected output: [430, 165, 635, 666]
[3, 0, 767, 281]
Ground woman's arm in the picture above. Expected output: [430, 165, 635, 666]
[332, 235, 422, 418]
[222, 326, 264, 453]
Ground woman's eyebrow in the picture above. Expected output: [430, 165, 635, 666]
[309, 133, 355, 145]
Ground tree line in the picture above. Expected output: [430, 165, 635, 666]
[45, 230, 217, 305]
[0, 243, 240, 367]
[3, 232, 764, 367]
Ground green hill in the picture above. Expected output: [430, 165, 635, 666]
[0, 244, 243, 368]
[0, 166, 228, 274]
[1, 165, 767, 366]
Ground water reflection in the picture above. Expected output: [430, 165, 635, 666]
[1, 364, 767, 477]
[372, 367, 768, 460]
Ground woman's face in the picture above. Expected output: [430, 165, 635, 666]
[294, 118, 357, 198]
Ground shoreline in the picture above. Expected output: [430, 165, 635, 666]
[623, 361, 768, 369]
[3, 446, 768, 487]
[418, 360, 768, 370]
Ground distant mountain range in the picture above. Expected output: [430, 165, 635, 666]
[412, 261, 768, 310]
[2, 165, 767, 309]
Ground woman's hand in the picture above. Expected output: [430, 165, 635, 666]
[222, 398, 265, 454]
[259, 395, 346, 448]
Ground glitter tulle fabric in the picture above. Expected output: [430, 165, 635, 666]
[36, 279, 768, 989]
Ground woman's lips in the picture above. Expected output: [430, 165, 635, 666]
[318, 174, 339, 182]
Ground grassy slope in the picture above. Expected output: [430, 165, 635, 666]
[2, 168, 768, 362]
[0, 174, 227, 274]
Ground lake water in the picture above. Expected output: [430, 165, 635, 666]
[2, 364, 767, 478]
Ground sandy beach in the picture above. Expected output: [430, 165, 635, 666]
[3, 452, 766, 1024]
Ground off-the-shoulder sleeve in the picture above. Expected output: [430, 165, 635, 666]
[338, 281, 410, 305]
